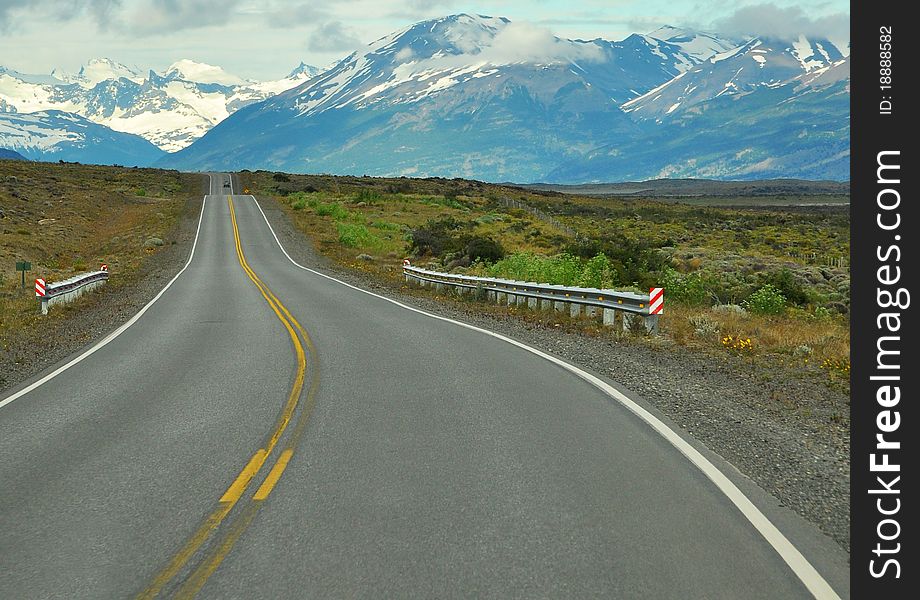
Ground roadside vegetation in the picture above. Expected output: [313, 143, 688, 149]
[242, 170, 850, 394]
[0, 159, 199, 385]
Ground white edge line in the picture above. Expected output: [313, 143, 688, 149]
[246, 193, 841, 600]
[0, 177, 212, 411]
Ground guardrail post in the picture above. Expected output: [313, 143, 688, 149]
[585, 306, 598, 317]
[540, 298, 553, 311]
[644, 314, 659, 334]
[622, 312, 634, 332]
[602, 308, 616, 326]
[506, 293, 516, 306]
[569, 303, 582, 318]
[496, 291, 507, 304]
[515, 294, 527, 306]
[527, 296, 538, 308]
[553, 300, 566, 312]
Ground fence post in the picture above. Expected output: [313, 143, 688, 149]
[603, 308, 617, 326]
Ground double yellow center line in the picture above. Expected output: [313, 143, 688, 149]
[139, 193, 319, 599]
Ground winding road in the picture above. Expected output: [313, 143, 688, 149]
[0, 174, 849, 598]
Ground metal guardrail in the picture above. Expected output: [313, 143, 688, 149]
[38, 270, 109, 314]
[403, 265, 661, 332]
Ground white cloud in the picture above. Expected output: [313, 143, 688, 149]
[399, 20, 606, 75]
[262, 2, 330, 29]
[715, 3, 848, 43]
[308, 21, 362, 52]
[127, 0, 243, 35]
[1, 0, 122, 31]
[485, 21, 605, 63]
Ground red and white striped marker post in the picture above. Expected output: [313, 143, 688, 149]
[649, 287, 664, 315]
[35, 278, 46, 298]
[100, 263, 108, 272]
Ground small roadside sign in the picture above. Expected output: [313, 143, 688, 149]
[649, 287, 664, 315]
[16, 260, 31, 288]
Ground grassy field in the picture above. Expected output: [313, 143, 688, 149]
[241, 170, 850, 389]
[0, 160, 200, 352]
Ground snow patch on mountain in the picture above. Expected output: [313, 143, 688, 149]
[791, 36, 828, 71]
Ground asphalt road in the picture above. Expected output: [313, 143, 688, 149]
[0, 174, 848, 599]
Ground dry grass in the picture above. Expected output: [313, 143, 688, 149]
[662, 303, 849, 384]
[0, 159, 200, 348]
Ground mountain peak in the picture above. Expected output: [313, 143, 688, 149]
[364, 13, 511, 61]
[71, 58, 143, 87]
[646, 26, 738, 61]
[287, 62, 321, 79]
[165, 59, 245, 85]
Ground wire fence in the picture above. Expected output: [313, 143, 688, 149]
[496, 197, 587, 242]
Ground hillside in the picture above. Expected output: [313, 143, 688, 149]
[159, 14, 848, 182]
[0, 110, 165, 165]
[0, 148, 27, 160]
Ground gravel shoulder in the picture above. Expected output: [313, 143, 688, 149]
[255, 194, 850, 554]
[0, 182, 205, 396]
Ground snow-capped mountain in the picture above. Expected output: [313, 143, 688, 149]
[65, 58, 146, 87]
[621, 35, 844, 122]
[645, 26, 740, 62]
[0, 110, 165, 165]
[0, 59, 322, 152]
[160, 14, 745, 180]
[547, 53, 850, 182]
[3, 14, 849, 181]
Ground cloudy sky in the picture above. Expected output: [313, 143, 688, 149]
[0, 0, 849, 81]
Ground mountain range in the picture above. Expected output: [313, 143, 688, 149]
[1, 15, 849, 182]
[0, 58, 321, 154]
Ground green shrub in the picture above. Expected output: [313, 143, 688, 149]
[354, 189, 382, 204]
[409, 217, 466, 257]
[762, 268, 812, 305]
[658, 268, 709, 305]
[135, 187, 146, 196]
[292, 198, 307, 210]
[564, 232, 666, 289]
[482, 252, 618, 288]
[337, 223, 377, 248]
[464, 237, 504, 262]
[744, 284, 787, 314]
[370, 220, 402, 231]
[579, 253, 614, 288]
[812, 306, 832, 320]
[316, 202, 350, 220]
